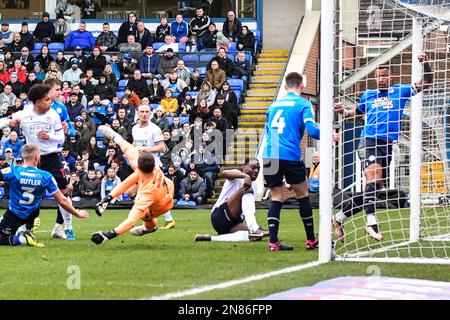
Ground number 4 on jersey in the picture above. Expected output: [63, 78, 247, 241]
[271, 110, 286, 134]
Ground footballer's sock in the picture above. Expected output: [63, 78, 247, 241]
[211, 231, 250, 242]
[164, 211, 173, 222]
[367, 214, 378, 227]
[336, 193, 364, 224]
[299, 197, 315, 242]
[267, 201, 282, 244]
[242, 192, 259, 232]
[364, 183, 377, 215]
[60, 197, 73, 230]
[56, 208, 64, 225]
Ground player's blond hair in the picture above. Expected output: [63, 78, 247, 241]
[21, 143, 40, 161]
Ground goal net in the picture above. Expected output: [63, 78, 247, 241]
[320, 0, 450, 264]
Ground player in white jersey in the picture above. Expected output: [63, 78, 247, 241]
[10, 84, 75, 240]
[127, 104, 176, 229]
[194, 158, 269, 242]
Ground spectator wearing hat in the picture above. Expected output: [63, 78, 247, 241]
[8, 72, 25, 97]
[118, 52, 137, 79]
[18, 46, 35, 73]
[195, 81, 216, 108]
[0, 23, 13, 45]
[65, 46, 87, 72]
[151, 105, 170, 132]
[33, 12, 55, 44]
[32, 62, 46, 82]
[18, 22, 34, 51]
[118, 12, 138, 45]
[94, 74, 114, 101]
[81, 0, 102, 19]
[3, 131, 24, 158]
[65, 22, 96, 51]
[51, 15, 71, 43]
[138, 45, 159, 80]
[85, 45, 106, 78]
[66, 93, 85, 122]
[74, 115, 92, 146]
[157, 49, 180, 79]
[96, 22, 118, 53]
[185, 35, 198, 53]
[63, 58, 83, 84]
[35, 45, 54, 72]
[4, 148, 15, 166]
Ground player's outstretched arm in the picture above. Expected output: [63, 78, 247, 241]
[415, 52, 433, 93]
[335, 102, 357, 119]
[53, 191, 89, 219]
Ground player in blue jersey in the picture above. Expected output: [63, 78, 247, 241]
[333, 53, 433, 242]
[263, 72, 339, 251]
[0, 143, 89, 247]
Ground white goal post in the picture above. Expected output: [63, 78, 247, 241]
[319, 0, 450, 265]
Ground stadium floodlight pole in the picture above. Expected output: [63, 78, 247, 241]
[319, 0, 334, 263]
[409, 17, 423, 243]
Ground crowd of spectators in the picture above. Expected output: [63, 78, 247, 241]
[0, 6, 257, 205]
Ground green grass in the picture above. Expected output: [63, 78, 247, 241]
[1, 209, 449, 300]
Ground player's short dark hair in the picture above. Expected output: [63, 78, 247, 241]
[285, 72, 303, 88]
[377, 64, 392, 72]
[138, 151, 155, 173]
[43, 78, 61, 88]
[245, 157, 259, 165]
[28, 84, 50, 103]
[103, 22, 109, 25]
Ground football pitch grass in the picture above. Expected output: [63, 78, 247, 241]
[1, 209, 449, 300]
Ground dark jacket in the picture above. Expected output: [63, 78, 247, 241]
[208, 56, 233, 77]
[96, 31, 118, 50]
[135, 28, 153, 48]
[201, 30, 218, 49]
[85, 54, 107, 78]
[79, 81, 95, 101]
[180, 176, 205, 199]
[35, 54, 54, 71]
[138, 53, 159, 75]
[148, 83, 165, 103]
[34, 21, 55, 40]
[155, 24, 170, 43]
[118, 20, 138, 44]
[126, 78, 149, 99]
[19, 31, 34, 51]
[189, 76, 203, 92]
[151, 114, 170, 132]
[80, 176, 101, 199]
[18, 54, 35, 73]
[237, 31, 256, 53]
[222, 18, 242, 41]
[232, 59, 252, 78]
[94, 83, 115, 101]
[188, 15, 211, 39]
[66, 102, 85, 122]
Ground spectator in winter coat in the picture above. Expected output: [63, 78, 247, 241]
[0, 23, 14, 45]
[222, 11, 242, 42]
[135, 21, 153, 49]
[35, 45, 54, 71]
[237, 26, 256, 54]
[18, 46, 35, 73]
[207, 48, 233, 77]
[157, 48, 180, 79]
[96, 22, 118, 52]
[171, 14, 189, 43]
[126, 69, 149, 99]
[66, 93, 85, 122]
[147, 77, 165, 104]
[206, 58, 226, 91]
[80, 169, 101, 201]
[85, 46, 107, 78]
[117, 12, 138, 45]
[188, 7, 211, 43]
[81, 0, 103, 19]
[74, 115, 92, 146]
[65, 22, 96, 51]
[155, 17, 170, 43]
[18, 22, 34, 51]
[180, 169, 205, 205]
[51, 16, 71, 43]
[231, 51, 252, 86]
[138, 45, 160, 79]
[101, 167, 122, 202]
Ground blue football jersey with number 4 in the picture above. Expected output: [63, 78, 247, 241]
[263, 92, 316, 161]
[0, 165, 59, 219]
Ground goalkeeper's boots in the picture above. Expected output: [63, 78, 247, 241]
[332, 215, 346, 243]
[194, 234, 212, 241]
[366, 225, 383, 241]
[65, 229, 76, 240]
[98, 125, 117, 141]
[24, 231, 45, 248]
[130, 226, 158, 236]
[305, 239, 319, 250]
[91, 230, 117, 245]
[160, 220, 176, 230]
[268, 241, 294, 251]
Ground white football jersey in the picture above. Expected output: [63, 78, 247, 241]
[212, 174, 258, 213]
[132, 122, 164, 167]
[13, 105, 64, 155]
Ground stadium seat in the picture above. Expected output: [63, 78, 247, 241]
[235, 90, 242, 102]
[228, 42, 237, 52]
[33, 42, 45, 54]
[48, 42, 64, 53]
[96, 165, 105, 172]
[180, 116, 190, 125]
[0, 186, 4, 200]
[199, 53, 215, 63]
[185, 91, 198, 99]
[167, 116, 174, 126]
[227, 79, 244, 91]
[150, 104, 159, 110]
[146, 79, 152, 85]
[97, 140, 104, 148]
[152, 42, 165, 50]
[116, 91, 125, 100]
[123, 193, 130, 200]
[118, 79, 128, 91]
[178, 42, 186, 52]
[197, 67, 206, 77]
[96, 129, 104, 138]
[182, 54, 199, 66]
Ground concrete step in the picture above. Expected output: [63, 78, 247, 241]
[239, 121, 266, 127]
[261, 49, 289, 54]
[252, 75, 281, 83]
[247, 88, 277, 97]
[245, 96, 274, 102]
[241, 108, 267, 114]
[256, 63, 285, 70]
[253, 70, 283, 76]
[249, 83, 278, 89]
[258, 57, 287, 63]
[239, 115, 266, 120]
[259, 53, 288, 59]
[244, 101, 272, 107]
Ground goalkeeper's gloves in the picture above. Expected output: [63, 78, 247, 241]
[95, 195, 113, 217]
[91, 230, 117, 245]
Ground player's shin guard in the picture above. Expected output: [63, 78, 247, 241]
[298, 197, 315, 242]
[267, 201, 282, 244]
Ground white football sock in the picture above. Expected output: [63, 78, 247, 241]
[366, 214, 378, 226]
[60, 196, 73, 230]
[335, 211, 348, 224]
[211, 230, 250, 242]
[53, 223, 64, 231]
[164, 211, 173, 222]
[18, 235, 27, 244]
[242, 192, 259, 232]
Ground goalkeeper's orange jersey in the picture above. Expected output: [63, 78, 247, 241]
[110, 167, 174, 217]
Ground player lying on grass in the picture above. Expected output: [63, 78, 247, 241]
[91, 133, 174, 245]
[332, 52, 433, 242]
[0, 143, 89, 248]
[194, 158, 269, 242]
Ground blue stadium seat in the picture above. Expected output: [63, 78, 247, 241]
[180, 116, 190, 125]
[228, 42, 237, 52]
[182, 54, 199, 66]
[167, 116, 174, 126]
[116, 91, 125, 99]
[152, 42, 165, 50]
[146, 79, 152, 85]
[150, 104, 159, 110]
[118, 79, 128, 91]
[178, 42, 186, 52]
[235, 90, 242, 102]
[0, 186, 4, 200]
[33, 42, 45, 54]
[227, 79, 244, 91]
[91, 30, 102, 38]
[185, 91, 198, 99]
[48, 42, 64, 53]
[96, 129, 104, 138]
[227, 53, 236, 61]
[96, 165, 105, 172]
[199, 53, 215, 63]
[186, 66, 194, 73]
[123, 193, 130, 200]
[97, 140, 104, 148]
[197, 67, 206, 77]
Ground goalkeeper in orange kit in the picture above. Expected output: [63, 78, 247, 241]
[91, 126, 174, 245]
